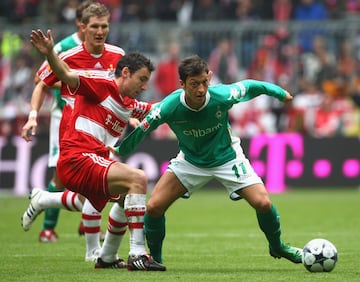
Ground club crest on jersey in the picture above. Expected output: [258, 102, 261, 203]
[39, 66, 52, 80]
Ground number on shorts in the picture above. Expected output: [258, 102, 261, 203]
[232, 162, 247, 178]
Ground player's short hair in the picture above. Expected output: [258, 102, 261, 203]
[81, 2, 110, 24]
[76, 0, 94, 21]
[115, 52, 155, 78]
[178, 55, 209, 82]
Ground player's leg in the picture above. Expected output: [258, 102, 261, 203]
[40, 107, 63, 242]
[96, 201, 127, 267]
[237, 183, 302, 263]
[96, 161, 165, 271]
[82, 198, 103, 262]
[145, 171, 187, 263]
[22, 189, 83, 231]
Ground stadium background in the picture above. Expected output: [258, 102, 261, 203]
[0, 0, 359, 194]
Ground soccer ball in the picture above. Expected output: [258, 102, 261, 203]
[302, 238, 338, 272]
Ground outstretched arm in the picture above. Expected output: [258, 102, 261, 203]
[30, 29, 79, 89]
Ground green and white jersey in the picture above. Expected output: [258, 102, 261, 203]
[52, 32, 82, 110]
[117, 79, 286, 168]
[54, 32, 82, 54]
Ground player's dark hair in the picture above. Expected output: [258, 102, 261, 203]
[115, 52, 155, 78]
[81, 2, 110, 24]
[76, 0, 94, 21]
[178, 55, 209, 82]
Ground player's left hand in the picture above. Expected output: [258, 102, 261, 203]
[107, 145, 120, 156]
[283, 91, 293, 103]
[129, 118, 140, 128]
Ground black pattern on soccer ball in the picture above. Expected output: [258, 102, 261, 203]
[302, 238, 338, 272]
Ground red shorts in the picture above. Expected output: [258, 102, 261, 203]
[57, 149, 117, 212]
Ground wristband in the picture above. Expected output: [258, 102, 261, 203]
[29, 110, 38, 119]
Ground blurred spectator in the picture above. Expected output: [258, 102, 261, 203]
[306, 95, 342, 137]
[58, 0, 79, 23]
[191, 0, 222, 21]
[177, 0, 194, 27]
[6, 0, 40, 23]
[298, 35, 335, 91]
[155, 0, 183, 21]
[153, 42, 181, 100]
[232, 0, 261, 21]
[208, 37, 239, 84]
[272, 0, 293, 21]
[293, 0, 328, 52]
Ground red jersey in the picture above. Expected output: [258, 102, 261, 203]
[61, 71, 152, 156]
[37, 42, 125, 106]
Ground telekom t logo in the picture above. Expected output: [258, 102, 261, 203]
[249, 133, 304, 193]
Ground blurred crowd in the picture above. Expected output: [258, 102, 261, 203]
[1, 0, 360, 24]
[1, 0, 360, 139]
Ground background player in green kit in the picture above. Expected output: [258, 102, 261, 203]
[21, 0, 94, 243]
[111, 55, 303, 267]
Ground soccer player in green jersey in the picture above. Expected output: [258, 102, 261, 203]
[111, 55, 303, 266]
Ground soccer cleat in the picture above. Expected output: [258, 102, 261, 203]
[78, 221, 106, 241]
[269, 243, 303, 264]
[94, 257, 127, 269]
[127, 254, 166, 271]
[39, 229, 58, 243]
[85, 248, 101, 263]
[21, 188, 44, 231]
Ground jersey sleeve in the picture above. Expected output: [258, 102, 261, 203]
[116, 102, 165, 156]
[131, 100, 152, 121]
[235, 79, 287, 102]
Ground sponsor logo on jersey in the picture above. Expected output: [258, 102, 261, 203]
[183, 122, 223, 137]
[105, 114, 123, 134]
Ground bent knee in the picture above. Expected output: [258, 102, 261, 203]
[130, 169, 148, 193]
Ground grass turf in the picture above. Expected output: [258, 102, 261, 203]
[0, 188, 359, 281]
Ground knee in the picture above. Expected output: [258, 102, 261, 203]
[255, 198, 272, 213]
[146, 200, 164, 218]
[131, 169, 148, 193]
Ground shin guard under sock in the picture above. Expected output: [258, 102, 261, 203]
[256, 204, 282, 249]
[144, 214, 165, 263]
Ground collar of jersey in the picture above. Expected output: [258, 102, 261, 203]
[180, 90, 210, 111]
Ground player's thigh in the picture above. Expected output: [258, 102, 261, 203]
[147, 171, 187, 215]
[107, 161, 147, 195]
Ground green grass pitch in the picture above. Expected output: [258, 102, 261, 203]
[0, 188, 359, 281]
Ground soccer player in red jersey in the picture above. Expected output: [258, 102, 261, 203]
[23, 27, 166, 271]
[22, 2, 126, 263]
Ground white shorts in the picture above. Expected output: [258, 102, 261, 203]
[48, 106, 62, 167]
[167, 153, 263, 201]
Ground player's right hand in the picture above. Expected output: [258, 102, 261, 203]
[21, 118, 37, 142]
[30, 29, 54, 56]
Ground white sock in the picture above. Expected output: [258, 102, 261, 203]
[124, 194, 147, 256]
[100, 203, 128, 262]
[82, 199, 102, 258]
[38, 189, 82, 211]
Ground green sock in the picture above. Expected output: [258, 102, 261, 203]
[42, 182, 62, 230]
[256, 204, 282, 249]
[144, 214, 165, 263]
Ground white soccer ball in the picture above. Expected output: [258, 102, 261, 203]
[302, 238, 338, 272]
